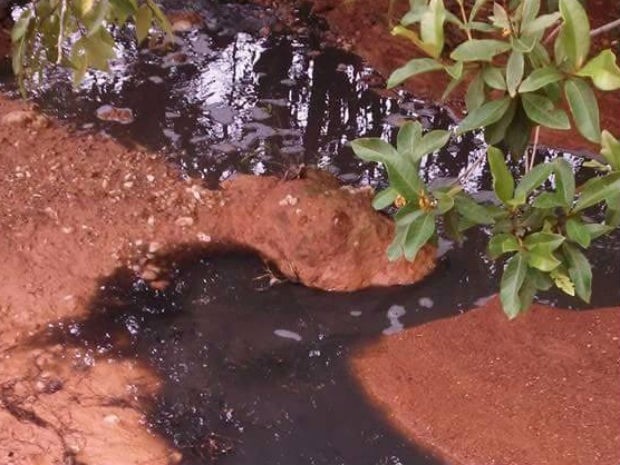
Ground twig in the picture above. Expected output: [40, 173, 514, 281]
[544, 22, 562, 45]
[56, 0, 67, 65]
[529, 126, 540, 172]
[590, 18, 620, 38]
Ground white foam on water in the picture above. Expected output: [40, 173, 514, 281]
[383, 305, 406, 336]
[274, 329, 302, 342]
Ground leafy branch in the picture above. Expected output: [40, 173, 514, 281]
[353, 0, 620, 318]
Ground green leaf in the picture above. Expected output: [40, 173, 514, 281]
[485, 99, 517, 146]
[521, 0, 541, 30]
[566, 217, 591, 247]
[488, 233, 520, 258]
[110, 0, 138, 24]
[487, 146, 515, 203]
[500, 253, 528, 319]
[576, 49, 620, 91]
[351, 138, 422, 199]
[524, 231, 565, 252]
[557, 0, 590, 70]
[465, 72, 485, 112]
[146, 0, 173, 36]
[532, 191, 564, 208]
[553, 158, 575, 207]
[506, 50, 525, 97]
[11, 9, 33, 42]
[606, 193, 620, 227]
[527, 249, 561, 272]
[469, 0, 489, 21]
[482, 66, 506, 90]
[135, 3, 153, 44]
[445, 61, 464, 79]
[413, 130, 451, 160]
[450, 39, 511, 62]
[519, 67, 564, 93]
[562, 242, 592, 302]
[456, 97, 511, 135]
[564, 78, 601, 143]
[403, 213, 436, 261]
[600, 130, 620, 171]
[551, 267, 575, 296]
[574, 172, 620, 211]
[513, 163, 554, 204]
[421, 0, 446, 58]
[434, 191, 455, 214]
[521, 12, 561, 36]
[583, 222, 614, 240]
[454, 194, 495, 225]
[396, 121, 423, 161]
[387, 224, 407, 261]
[372, 187, 398, 210]
[387, 58, 443, 88]
[521, 92, 570, 130]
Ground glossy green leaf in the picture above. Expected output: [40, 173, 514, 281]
[135, 3, 153, 43]
[485, 99, 517, 146]
[506, 51, 525, 97]
[519, 67, 563, 93]
[387, 58, 443, 88]
[577, 49, 620, 91]
[465, 72, 485, 112]
[413, 130, 451, 161]
[500, 253, 528, 319]
[482, 66, 506, 90]
[387, 224, 407, 261]
[524, 231, 565, 252]
[600, 130, 620, 171]
[562, 242, 592, 302]
[487, 146, 515, 203]
[521, 0, 541, 30]
[553, 158, 576, 207]
[456, 97, 511, 135]
[372, 187, 398, 210]
[521, 12, 561, 36]
[532, 191, 564, 208]
[566, 217, 591, 247]
[396, 121, 423, 161]
[583, 222, 614, 240]
[513, 163, 554, 204]
[521, 92, 570, 129]
[527, 249, 561, 272]
[488, 233, 520, 258]
[403, 213, 436, 261]
[454, 194, 495, 225]
[469, 0, 489, 21]
[557, 0, 590, 70]
[434, 191, 455, 214]
[574, 172, 620, 211]
[11, 9, 33, 42]
[450, 39, 511, 62]
[564, 78, 601, 143]
[421, 0, 446, 58]
[351, 138, 422, 199]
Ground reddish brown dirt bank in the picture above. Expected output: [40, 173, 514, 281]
[351, 298, 620, 465]
[0, 95, 434, 464]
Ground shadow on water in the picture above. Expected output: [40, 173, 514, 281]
[39, 224, 619, 465]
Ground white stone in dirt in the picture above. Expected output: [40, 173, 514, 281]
[350, 310, 362, 317]
[274, 329, 302, 342]
[383, 305, 406, 336]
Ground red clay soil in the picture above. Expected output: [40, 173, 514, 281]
[295, 0, 620, 156]
[351, 298, 620, 465]
[0, 95, 435, 464]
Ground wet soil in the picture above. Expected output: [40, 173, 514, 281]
[353, 299, 620, 465]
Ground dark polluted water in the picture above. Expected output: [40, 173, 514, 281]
[6, 0, 619, 463]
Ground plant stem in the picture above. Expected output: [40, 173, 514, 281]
[56, 0, 67, 65]
[544, 22, 563, 45]
[529, 126, 540, 172]
[591, 18, 620, 38]
[457, 0, 472, 40]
